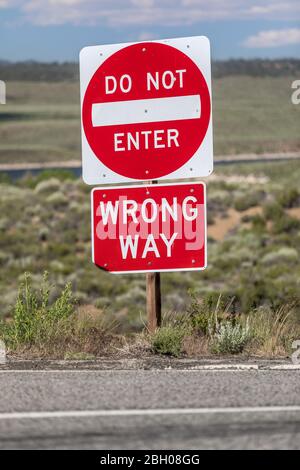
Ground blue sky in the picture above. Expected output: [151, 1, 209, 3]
[0, 1, 299, 62]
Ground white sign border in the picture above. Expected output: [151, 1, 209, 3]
[91, 181, 207, 274]
[80, 36, 213, 185]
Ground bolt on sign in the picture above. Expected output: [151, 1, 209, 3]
[80, 36, 213, 185]
[91, 182, 206, 273]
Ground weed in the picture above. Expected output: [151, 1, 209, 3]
[263, 201, 284, 221]
[246, 304, 300, 356]
[234, 191, 264, 212]
[188, 292, 235, 335]
[151, 325, 186, 357]
[151, 312, 191, 357]
[0, 272, 76, 350]
[272, 215, 300, 234]
[261, 247, 298, 266]
[276, 188, 300, 209]
[211, 320, 252, 354]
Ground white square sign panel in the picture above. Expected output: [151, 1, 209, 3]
[80, 36, 213, 185]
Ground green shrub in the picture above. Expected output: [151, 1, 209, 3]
[263, 201, 284, 221]
[261, 247, 298, 266]
[276, 188, 300, 209]
[0, 173, 11, 184]
[151, 325, 186, 357]
[151, 311, 193, 357]
[35, 178, 61, 194]
[251, 215, 266, 232]
[188, 293, 217, 334]
[187, 292, 235, 335]
[272, 215, 300, 234]
[211, 320, 251, 354]
[24, 170, 75, 189]
[188, 295, 253, 355]
[0, 272, 76, 349]
[46, 191, 68, 207]
[234, 191, 264, 212]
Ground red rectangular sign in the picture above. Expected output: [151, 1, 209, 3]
[91, 182, 206, 273]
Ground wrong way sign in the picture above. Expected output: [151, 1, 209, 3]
[91, 182, 206, 273]
[80, 36, 213, 185]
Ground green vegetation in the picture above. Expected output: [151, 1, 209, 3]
[0, 62, 300, 358]
[0, 272, 119, 358]
[1, 272, 74, 348]
[150, 299, 299, 357]
[152, 326, 186, 357]
[0, 268, 299, 358]
[211, 321, 251, 354]
[1, 73, 299, 163]
[0, 160, 300, 332]
[151, 312, 191, 357]
[1, 59, 299, 82]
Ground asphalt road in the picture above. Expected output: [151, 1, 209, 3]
[1, 152, 299, 180]
[0, 369, 299, 450]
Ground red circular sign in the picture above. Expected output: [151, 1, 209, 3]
[82, 42, 211, 180]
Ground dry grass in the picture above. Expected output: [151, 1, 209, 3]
[115, 333, 152, 358]
[0, 273, 124, 359]
[245, 304, 300, 357]
[182, 334, 210, 356]
[1, 274, 299, 360]
[148, 299, 300, 358]
[5, 311, 125, 360]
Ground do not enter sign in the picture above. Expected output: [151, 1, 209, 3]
[80, 36, 213, 184]
[91, 182, 206, 273]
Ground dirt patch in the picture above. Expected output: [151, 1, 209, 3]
[287, 207, 300, 219]
[208, 206, 263, 241]
[208, 174, 269, 185]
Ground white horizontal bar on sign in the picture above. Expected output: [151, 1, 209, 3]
[92, 94, 201, 127]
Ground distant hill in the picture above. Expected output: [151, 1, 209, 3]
[0, 61, 79, 82]
[0, 59, 299, 81]
[212, 59, 300, 78]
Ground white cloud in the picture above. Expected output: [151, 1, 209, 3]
[131, 0, 155, 7]
[244, 28, 300, 48]
[0, 0, 16, 7]
[137, 31, 156, 41]
[0, 0, 25, 10]
[4, 0, 300, 26]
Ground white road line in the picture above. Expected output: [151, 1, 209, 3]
[0, 406, 300, 421]
[187, 364, 259, 370]
[92, 95, 200, 127]
[269, 365, 300, 370]
[0, 364, 299, 373]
